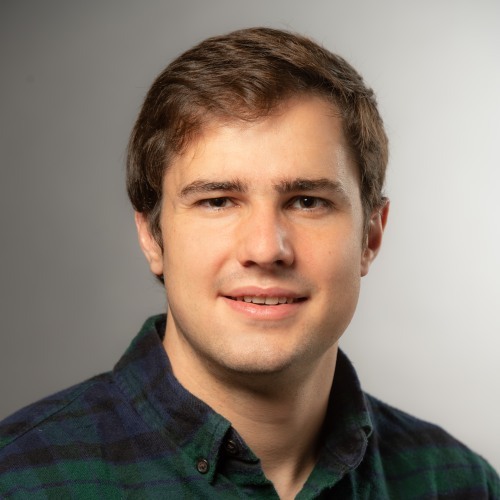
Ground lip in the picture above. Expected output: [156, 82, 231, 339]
[224, 286, 305, 300]
[221, 286, 307, 320]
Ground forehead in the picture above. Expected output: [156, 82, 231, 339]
[164, 96, 358, 191]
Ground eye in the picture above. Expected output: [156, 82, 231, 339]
[289, 196, 331, 210]
[199, 197, 235, 210]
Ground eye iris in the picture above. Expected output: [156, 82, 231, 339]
[212, 198, 226, 207]
[301, 197, 315, 208]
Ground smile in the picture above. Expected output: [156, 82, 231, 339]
[227, 296, 305, 305]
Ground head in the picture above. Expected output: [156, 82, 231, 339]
[128, 28, 390, 384]
[126, 27, 388, 275]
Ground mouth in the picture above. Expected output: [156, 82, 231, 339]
[225, 296, 307, 306]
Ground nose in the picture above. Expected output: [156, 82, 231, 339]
[236, 208, 294, 269]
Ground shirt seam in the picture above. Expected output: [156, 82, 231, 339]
[0, 379, 100, 450]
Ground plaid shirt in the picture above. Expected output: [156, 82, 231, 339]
[1, 315, 498, 499]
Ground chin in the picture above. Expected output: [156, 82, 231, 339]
[209, 342, 315, 378]
[223, 357, 293, 376]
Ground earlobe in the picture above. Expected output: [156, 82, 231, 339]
[134, 212, 164, 276]
[360, 200, 389, 277]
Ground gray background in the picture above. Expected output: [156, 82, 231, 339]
[1, 0, 499, 471]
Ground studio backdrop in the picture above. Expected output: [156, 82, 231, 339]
[1, 0, 499, 471]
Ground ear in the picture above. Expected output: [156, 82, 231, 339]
[360, 200, 389, 277]
[134, 212, 164, 276]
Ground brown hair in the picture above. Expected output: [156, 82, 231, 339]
[127, 27, 388, 245]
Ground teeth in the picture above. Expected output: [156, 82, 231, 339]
[249, 296, 265, 304]
[240, 296, 294, 305]
[265, 297, 279, 305]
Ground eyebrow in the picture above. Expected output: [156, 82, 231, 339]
[179, 179, 247, 198]
[274, 178, 347, 196]
[178, 177, 348, 199]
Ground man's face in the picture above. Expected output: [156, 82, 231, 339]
[137, 96, 385, 379]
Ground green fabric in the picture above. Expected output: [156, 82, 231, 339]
[1, 315, 498, 498]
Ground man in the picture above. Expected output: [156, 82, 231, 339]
[0, 27, 498, 499]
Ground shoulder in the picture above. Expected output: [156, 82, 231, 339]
[0, 372, 143, 496]
[364, 394, 500, 497]
[0, 372, 123, 467]
[366, 393, 483, 454]
[366, 393, 455, 442]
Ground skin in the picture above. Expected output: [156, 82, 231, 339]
[136, 95, 388, 498]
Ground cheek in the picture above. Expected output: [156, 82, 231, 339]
[318, 239, 362, 323]
[302, 225, 363, 277]
[162, 222, 231, 283]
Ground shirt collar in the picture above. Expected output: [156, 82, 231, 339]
[113, 315, 372, 485]
[309, 349, 373, 487]
[113, 315, 235, 482]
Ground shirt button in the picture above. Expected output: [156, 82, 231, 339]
[196, 458, 210, 474]
[224, 439, 239, 456]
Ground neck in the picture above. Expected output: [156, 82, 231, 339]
[219, 358, 335, 499]
[165, 329, 337, 499]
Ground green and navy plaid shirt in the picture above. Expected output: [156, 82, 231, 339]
[1, 315, 498, 498]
